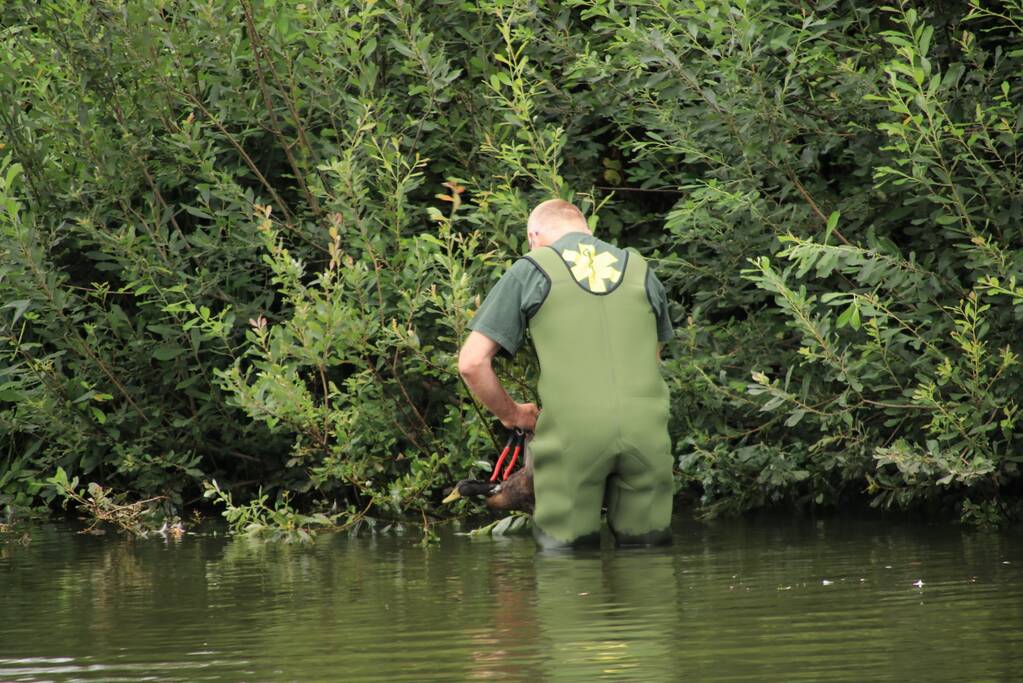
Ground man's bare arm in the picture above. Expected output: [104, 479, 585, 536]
[458, 331, 538, 431]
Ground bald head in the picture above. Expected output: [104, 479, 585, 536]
[527, 199, 590, 249]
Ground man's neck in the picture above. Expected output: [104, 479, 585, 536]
[546, 227, 591, 246]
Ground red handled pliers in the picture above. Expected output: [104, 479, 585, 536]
[490, 428, 525, 482]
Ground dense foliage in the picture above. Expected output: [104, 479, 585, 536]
[2, 0, 1023, 528]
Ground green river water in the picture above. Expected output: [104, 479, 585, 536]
[1, 514, 1021, 682]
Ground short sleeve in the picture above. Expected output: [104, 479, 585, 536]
[645, 267, 674, 343]
[469, 259, 547, 356]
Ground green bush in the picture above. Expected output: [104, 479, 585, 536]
[2, 0, 1022, 526]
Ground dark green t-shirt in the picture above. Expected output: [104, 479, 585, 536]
[469, 233, 674, 355]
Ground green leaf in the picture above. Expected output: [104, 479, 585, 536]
[182, 205, 213, 220]
[825, 211, 840, 244]
[3, 299, 30, 325]
[0, 389, 24, 402]
[51, 467, 68, 487]
[919, 24, 933, 56]
[152, 345, 187, 361]
[784, 409, 805, 427]
[837, 304, 853, 329]
[491, 516, 514, 535]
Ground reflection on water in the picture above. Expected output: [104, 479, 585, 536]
[1, 514, 1022, 682]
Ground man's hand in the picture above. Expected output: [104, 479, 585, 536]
[502, 402, 539, 432]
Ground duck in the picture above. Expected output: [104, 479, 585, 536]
[443, 463, 534, 514]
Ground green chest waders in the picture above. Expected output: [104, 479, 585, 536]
[523, 244, 673, 547]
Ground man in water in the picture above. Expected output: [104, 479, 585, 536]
[458, 199, 674, 548]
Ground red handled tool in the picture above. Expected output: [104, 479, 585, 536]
[490, 428, 525, 482]
[502, 430, 525, 481]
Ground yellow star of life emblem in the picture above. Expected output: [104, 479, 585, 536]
[561, 243, 622, 293]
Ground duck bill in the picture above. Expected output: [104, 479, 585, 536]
[442, 488, 463, 504]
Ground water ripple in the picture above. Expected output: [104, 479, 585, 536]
[1, 517, 1022, 682]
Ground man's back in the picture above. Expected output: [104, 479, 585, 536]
[522, 236, 673, 548]
[524, 236, 668, 420]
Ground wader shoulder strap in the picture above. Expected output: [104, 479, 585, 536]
[522, 246, 572, 285]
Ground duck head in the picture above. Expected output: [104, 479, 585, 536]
[442, 479, 500, 504]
